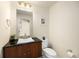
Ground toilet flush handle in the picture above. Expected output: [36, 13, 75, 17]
[42, 36, 45, 40]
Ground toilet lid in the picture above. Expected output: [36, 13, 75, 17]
[43, 48, 56, 56]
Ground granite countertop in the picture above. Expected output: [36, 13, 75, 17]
[3, 37, 42, 48]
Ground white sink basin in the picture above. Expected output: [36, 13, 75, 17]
[17, 38, 34, 44]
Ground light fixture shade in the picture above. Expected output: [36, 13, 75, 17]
[24, 3, 27, 6]
[17, 1, 32, 9]
[18, 2, 21, 5]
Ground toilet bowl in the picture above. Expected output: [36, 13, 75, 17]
[43, 48, 57, 58]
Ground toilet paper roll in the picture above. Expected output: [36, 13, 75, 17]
[67, 51, 74, 57]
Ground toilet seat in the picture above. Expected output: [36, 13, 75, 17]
[43, 48, 56, 56]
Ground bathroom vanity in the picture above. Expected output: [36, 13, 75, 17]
[3, 37, 42, 58]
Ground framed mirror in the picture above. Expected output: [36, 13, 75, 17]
[16, 9, 33, 39]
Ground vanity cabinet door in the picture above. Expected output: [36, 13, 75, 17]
[16, 45, 22, 58]
[31, 42, 42, 58]
[36, 42, 42, 57]
[3, 47, 17, 58]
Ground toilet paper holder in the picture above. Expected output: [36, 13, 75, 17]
[66, 49, 76, 58]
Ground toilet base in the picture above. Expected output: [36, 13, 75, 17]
[42, 54, 57, 58]
[42, 55, 48, 58]
[42, 48, 57, 58]
[42, 51, 56, 58]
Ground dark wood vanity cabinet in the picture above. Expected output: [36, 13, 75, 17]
[3, 38, 42, 58]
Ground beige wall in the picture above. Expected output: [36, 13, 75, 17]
[0, 1, 17, 57]
[0, 2, 11, 57]
[32, 6, 49, 41]
[49, 2, 79, 57]
[10, 2, 17, 35]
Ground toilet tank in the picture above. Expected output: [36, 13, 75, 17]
[42, 36, 48, 49]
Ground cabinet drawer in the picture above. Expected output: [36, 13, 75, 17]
[31, 42, 42, 57]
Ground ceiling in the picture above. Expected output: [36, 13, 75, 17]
[29, 1, 57, 7]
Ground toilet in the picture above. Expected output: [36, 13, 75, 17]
[42, 37, 57, 58]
